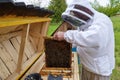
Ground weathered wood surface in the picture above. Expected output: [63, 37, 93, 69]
[21, 53, 80, 80]
[0, 58, 10, 80]
[16, 24, 29, 73]
[10, 37, 27, 63]
[0, 16, 51, 28]
[29, 21, 50, 53]
[0, 16, 51, 80]
[21, 53, 45, 80]
[73, 52, 80, 80]
[0, 31, 21, 43]
[0, 16, 80, 80]
[41, 53, 80, 80]
[0, 43, 16, 74]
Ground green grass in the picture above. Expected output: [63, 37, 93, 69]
[47, 22, 61, 36]
[110, 15, 120, 80]
[47, 16, 120, 79]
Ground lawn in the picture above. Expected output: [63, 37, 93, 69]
[47, 15, 120, 80]
[110, 15, 120, 80]
[47, 22, 61, 36]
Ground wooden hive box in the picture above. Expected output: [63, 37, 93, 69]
[0, 1, 53, 80]
[0, 16, 51, 80]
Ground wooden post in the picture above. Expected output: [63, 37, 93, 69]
[29, 23, 43, 52]
[73, 53, 80, 80]
[16, 24, 30, 73]
[37, 21, 50, 52]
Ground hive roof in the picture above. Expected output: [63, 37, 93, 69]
[0, 0, 54, 17]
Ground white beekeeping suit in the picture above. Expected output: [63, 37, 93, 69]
[12, 0, 33, 6]
[62, 0, 115, 76]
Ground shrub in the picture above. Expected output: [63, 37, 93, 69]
[92, 0, 120, 17]
[48, 0, 67, 22]
[95, 4, 120, 17]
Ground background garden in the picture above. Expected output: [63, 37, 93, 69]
[47, 0, 120, 80]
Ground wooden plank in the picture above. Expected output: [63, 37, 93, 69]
[10, 37, 27, 63]
[0, 31, 21, 43]
[29, 35, 37, 52]
[2, 40, 18, 64]
[22, 52, 43, 71]
[63, 78, 69, 80]
[27, 38, 35, 56]
[26, 54, 45, 73]
[16, 24, 29, 73]
[25, 32, 35, 57]
[0, 58, 10, 80]
[41, 67, 71, 71]
[37, 22, 50, 52]
[16, 36, 32, 58]
[0, 25, 19, 35]
[42, 76, 48, 80]
[0, 16, 51, 28]
[6, 52, 43, 80]
[41, 22, 50, 36]
[23, 23, 32, 58]
[16, 36, 30, 59]
[20, 53, 79, 80]
[21, 53, 45, 79]
[24, 24, 32, 56]
[0, 43, 16, 73]
[70, 54, 74, 80]
[73, 53, 80, 80]
[40, 65, 72, 77]
[6, 73, 18, 80]
[29, 31, 42, 38]
[29, 22, 43, 52]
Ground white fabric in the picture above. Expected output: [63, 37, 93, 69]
[64, 0, 115, 76]
[62, 0, 94, 28]
[62, 12, 87, 24]
[12, 0, 32, 5]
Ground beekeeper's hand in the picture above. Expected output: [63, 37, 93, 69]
[53, 31, 65, 41]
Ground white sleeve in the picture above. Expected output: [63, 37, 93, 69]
[64, 25, 103, 48]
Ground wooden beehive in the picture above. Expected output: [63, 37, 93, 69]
[0, 1, 53, 80]
[0, 1, 80, 80]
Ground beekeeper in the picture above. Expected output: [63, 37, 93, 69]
[53, 0, 115, 80]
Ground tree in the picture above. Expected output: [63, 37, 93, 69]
[110, 0, 120, 7]
[91, 0, 120, 17]
[48, 0, 67, 22]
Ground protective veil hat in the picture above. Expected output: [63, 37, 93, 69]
[62, 0, 94, 27]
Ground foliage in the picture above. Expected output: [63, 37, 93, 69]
[92, 0, 120, 17]
[109, 0, 120, 7]
[48, 0, 67, 22]
[47, 22, 61, 36]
